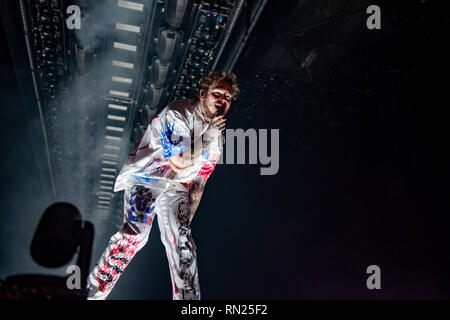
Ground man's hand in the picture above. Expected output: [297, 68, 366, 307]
[203, 115, 226, 142]
[168, 115, 226, 172]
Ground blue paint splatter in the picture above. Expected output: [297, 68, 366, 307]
[160, 119, 189, 158]
[202, 149, 210, 160]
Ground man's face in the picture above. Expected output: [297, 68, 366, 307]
[199, 81, 233, 120]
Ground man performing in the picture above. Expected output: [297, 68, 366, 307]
[86, 71, 239, 300]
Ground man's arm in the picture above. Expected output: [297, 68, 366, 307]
[167, 138, 208, 172]
[188, 176, 208, 225]
[167, 114, 225, 171]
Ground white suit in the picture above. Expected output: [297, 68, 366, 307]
[87, 99, 223, 300]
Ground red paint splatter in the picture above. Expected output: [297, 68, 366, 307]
[96, 234, 142, 293]
[197, 161, 217, 180]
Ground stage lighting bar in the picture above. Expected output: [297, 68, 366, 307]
[102, 160, 118, 166]
[96, 0, 154, 218]
[106, 127, 124, 133]
[105, 145, 121, 151]
[101, 173, 116, 179]
[112, 76, 133, 84]
[114, 41, 137, 52]
[118, 0, 144, 12]
[100, 180, 114, 185]
[116, 22, 141, 33]
[109, 90, 130, 98]
[105, 136, 123, 143]
[28, 0, 67, 102]
[98, 190, 113, 195]
[107, 114, 127, 121]
[108, 103, 128, 111]
[103, 152, 119, 158]
[112, 60, 134, 69]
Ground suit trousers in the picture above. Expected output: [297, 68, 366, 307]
[86, 181, 200, 300]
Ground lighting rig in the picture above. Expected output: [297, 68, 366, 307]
[96, 0, 248, 220]
[21, 0, 74, 203]
[9, 0, 267, 233]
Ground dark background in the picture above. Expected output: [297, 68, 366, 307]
[1, 0, 449, 299]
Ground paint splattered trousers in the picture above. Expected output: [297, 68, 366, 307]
[86, 181, 200, 300]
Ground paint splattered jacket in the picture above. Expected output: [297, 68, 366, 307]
[114, 98, 223, 192]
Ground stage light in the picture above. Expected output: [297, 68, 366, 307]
[102, 152, 119, 158]
[118, 0, 144, 12]
[116, 22, 141, 33]
[164, 0, 195, 28]
[98, 191, 113, 196]
[112, 60, 134, 69]
[101, 160, 118, 166]
[101, 174, 116, 179]
[105, 135, 122, 141]
[151, 58, 172, 88]
[108, 103, 128, 111]
[157, 28, 182, 63]
[114, 41, 137, 52]
[145, 83, 166, 108]
[107, 114, 127, 121]
[106, 126, 124, 133]
[109, 90, 130, 98]
[105, 145, 121, 151]
[112, 76, 133, 84]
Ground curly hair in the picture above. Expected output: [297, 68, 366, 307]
[198, 71, 240, 100]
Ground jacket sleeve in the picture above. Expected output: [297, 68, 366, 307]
[160, 109, 191, 158]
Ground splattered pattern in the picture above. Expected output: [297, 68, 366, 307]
[96, 234, 142, 294]
[160, 119, 189, 158]
[197, 153, 221, 180]
[87, 183, 200, 300]
[128, 185, 156, 225]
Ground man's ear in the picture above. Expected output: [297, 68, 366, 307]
[199, 89, 206, 100]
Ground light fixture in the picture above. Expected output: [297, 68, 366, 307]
[108, 103, 128, 111]
[112, 76, 133, 84]
[118, 0, 144, 12]
[112, 60, 134, 69]
[107, 115, 127, 121]
[116, 22, 141, 33]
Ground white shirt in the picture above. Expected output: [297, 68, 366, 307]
[114, 99, 223, 192]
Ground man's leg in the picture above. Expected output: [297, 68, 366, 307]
[156, 184, 200, 300]
[86, 185, 158, 300]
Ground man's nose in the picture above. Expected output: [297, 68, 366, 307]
[217, 97, 226, 104]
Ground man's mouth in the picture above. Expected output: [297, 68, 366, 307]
[214, 103, 224, 110]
